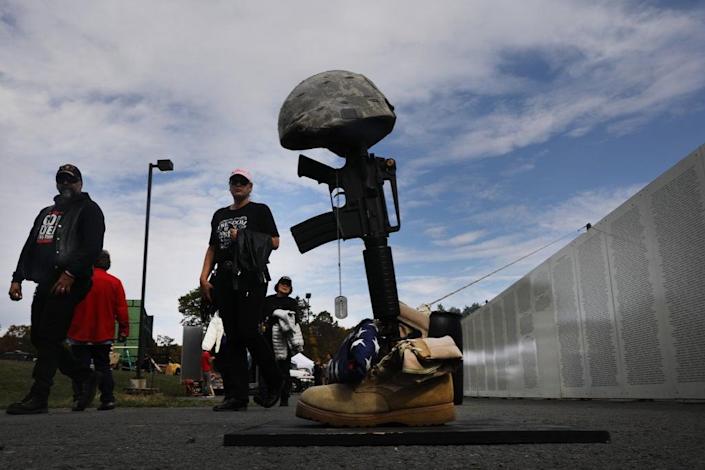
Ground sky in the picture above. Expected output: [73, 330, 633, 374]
[1, 0, 705, 342]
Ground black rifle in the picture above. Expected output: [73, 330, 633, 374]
[291, 149, 402, 342]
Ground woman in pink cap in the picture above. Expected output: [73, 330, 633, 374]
[199, 168, 283, 411]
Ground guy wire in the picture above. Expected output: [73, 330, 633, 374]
[427, 224, 589, 307]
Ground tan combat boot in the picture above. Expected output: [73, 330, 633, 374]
[296, 336, 461, 427]
[398, 301, 430, 338]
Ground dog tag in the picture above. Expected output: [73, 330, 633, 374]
[334, 295, 348, 319]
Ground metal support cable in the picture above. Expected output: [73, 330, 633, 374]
[427, 224, 589, 307]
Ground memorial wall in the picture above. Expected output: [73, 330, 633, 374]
[462, 144, 705, 399]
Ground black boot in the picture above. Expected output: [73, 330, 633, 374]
[97, 401, 116, 411]
[71, 389, 82, 412]
[213, 397, 248, 412]
[71, 380, 82, 410]
[6, 396, 48, 415]
[73, 372, 98, 411]
[254, 382, 282, 408]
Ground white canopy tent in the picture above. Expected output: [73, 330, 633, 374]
[291, 352, 314, 372]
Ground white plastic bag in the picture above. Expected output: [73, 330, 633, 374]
[201, 312, 224, 353]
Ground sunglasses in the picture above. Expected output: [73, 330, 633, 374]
[229, 177, 250, 186]
[56, 174, 79, 184]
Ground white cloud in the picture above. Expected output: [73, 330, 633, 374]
[538, 184, 643, 232]
[501, 159, 536, 177]
[1, 1, 703, 339]
[433, 230, 486, 247]
[423, 226, 447, 239]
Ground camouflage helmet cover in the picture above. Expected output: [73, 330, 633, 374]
[278, 70, 396, 157]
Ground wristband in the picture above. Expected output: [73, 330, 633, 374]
[64, 270, 75, 279]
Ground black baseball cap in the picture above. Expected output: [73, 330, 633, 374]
[56, 164, 82, 181]
[275, 276, 292, 292]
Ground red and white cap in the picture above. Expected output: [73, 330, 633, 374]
[229, 168, 253, 183]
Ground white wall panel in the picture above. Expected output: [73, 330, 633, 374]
[529, 265, 562, 397]
[462, 143, 705, 399]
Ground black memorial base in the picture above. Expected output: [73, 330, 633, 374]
[223, 418, 610, 446]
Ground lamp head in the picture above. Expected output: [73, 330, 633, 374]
[156, 159, 174, 171]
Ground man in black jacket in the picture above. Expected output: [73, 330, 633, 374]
[7, 164, 105, 415]
[199, 168, 282, 411]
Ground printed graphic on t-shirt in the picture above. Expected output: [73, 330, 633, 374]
[37, 210, 63, 244]
[216, 216, 248, 249]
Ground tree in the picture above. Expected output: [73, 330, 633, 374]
[178, 287, 204, 326]
[316, 310, 334, 325]
[300, 311, 350, 363]
[297, 296, 314, 323]
[156, 335, 175, 347]
[433, 303, 480, 317]
[151, 335, 181, 364]
[462, 303, 482, 318]
[0, 325, 36, 354]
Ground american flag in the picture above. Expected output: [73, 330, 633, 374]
[326, 319, 381, 384]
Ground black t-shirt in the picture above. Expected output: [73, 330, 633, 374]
[32, 207, 64, 282]
[209, 201, 279, 265]
[262, 294, 299, 323]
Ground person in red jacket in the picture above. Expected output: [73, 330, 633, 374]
[67, 250, 129, 411]
[201, 350, 215, 397]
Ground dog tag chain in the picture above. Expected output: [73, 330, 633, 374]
[332, 173, 348, 319]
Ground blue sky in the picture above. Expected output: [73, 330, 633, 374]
[1, 1, 704, 341]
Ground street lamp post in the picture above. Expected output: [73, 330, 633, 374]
[136, 159, 174, 380]
[304, 292, 312, 323]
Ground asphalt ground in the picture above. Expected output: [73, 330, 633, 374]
[0, 396, 703, 469]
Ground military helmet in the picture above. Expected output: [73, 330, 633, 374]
[278, 70, 396, 157]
